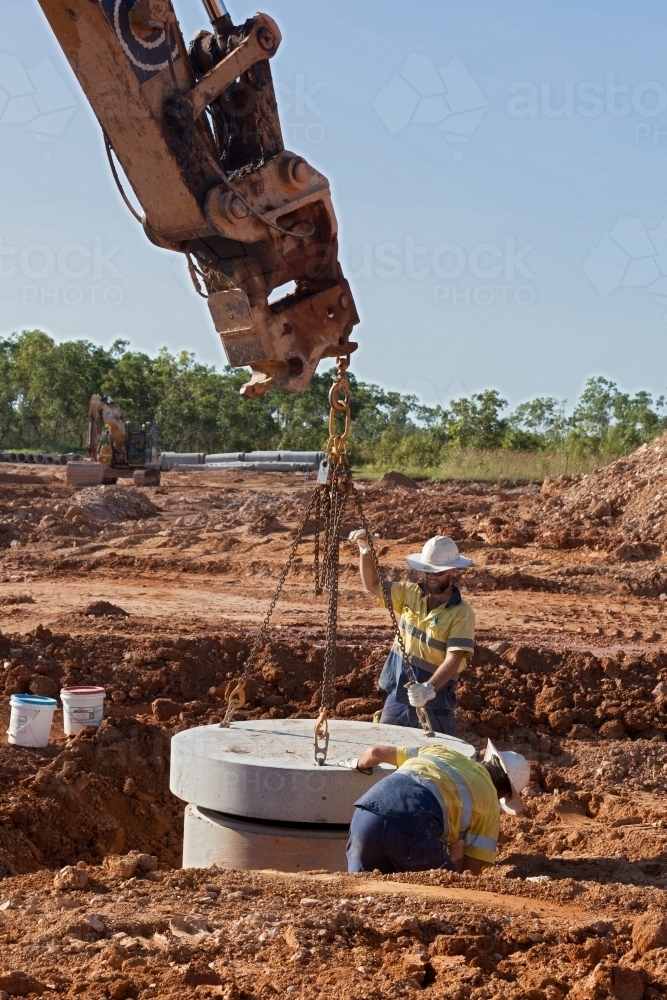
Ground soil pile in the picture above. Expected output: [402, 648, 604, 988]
[0, 624, 382, 723]
[533, 432, 667, 558]
[72, 486, 161, 523]
[1, 623, 665, 741]
[461, 644, 667, 744]
[0, 717, 183, 877]
[82, 602, 129, 617]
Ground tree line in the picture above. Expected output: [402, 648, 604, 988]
[1, 330, 665, 466]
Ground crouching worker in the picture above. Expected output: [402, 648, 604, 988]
[343, 740, 530, 875]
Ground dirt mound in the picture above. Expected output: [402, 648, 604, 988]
[370, 470, 419, 490]
[460, 644, 667, 744]
[0, 716, 182, 876]
[533, 432, 667, 557]
[72, 485, 160, 523]
[82, 601, 128, 617]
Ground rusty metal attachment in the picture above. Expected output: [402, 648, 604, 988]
[37, 0, 359, 398]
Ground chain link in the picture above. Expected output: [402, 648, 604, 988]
[221, 490, 318, 728]
[221, 355, 433, 749]
[319, 465, 349, 714]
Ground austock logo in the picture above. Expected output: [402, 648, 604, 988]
[373, 53, 488, 160]
[0, 54, 76, 158]
[0, 236, 125, 308]
[583, 214, 667, 320]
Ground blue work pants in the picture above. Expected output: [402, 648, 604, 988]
[380, 692, 456, 736]
[346, 806, 457, 874]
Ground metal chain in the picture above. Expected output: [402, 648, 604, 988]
[351, 489, 435, 737]
[220, 356, 433, 760]
[220, 489, 318, 727]
[320, 466, 349, 712]
[313, 488, 322, 593]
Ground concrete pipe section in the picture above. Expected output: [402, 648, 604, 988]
[170, 718, 475, 873]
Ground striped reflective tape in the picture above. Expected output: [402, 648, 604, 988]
[420, 755, 473, 831]
[464, 832, 497, 852]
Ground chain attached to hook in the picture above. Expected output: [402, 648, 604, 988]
[220, 354, 434, 766]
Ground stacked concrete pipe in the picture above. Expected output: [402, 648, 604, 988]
[170, 718, 475, 872]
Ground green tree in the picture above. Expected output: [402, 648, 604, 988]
[505, 397, 567, 449]
[442, 390, 508, 449]
[567, 377, 667, 454]
[1, 329, 666, 468]
[568, 377, 619, 451]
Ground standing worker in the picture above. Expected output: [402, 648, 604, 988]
[349, 532, 475, 735]
[341, 739, 530, 874]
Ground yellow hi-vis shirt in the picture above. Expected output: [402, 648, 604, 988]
[379, 581, 475, 676]
[395, 745, 499, 864]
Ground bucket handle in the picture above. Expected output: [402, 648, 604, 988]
[7, 708, 40, 736]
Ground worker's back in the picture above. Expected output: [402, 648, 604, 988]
[354, 745, 500, 867]
[395, 745, 500, 865]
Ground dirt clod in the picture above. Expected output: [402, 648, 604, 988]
[0, 971, 47, 997]
[633, 911, 667, 955]
[53, 864, 88, 890]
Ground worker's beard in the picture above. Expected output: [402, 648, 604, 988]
[424, 572, 455, 599]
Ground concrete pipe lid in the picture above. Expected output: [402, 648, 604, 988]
[170, 718, 475, 825]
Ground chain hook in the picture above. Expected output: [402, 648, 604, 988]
[326, 356, 352, 463]
[221, 680, 246, 728]
[313, 708, 329, 766]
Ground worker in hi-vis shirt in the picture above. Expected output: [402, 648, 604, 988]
[349, 533, 475, 735]
[340, 739, 530, 874]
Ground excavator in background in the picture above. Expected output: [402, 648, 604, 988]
[66, 394, 162, 486]
[36, 0, 359, 400]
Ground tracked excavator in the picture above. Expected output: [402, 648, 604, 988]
[66, 394, 162, 486]
[37, 0, 359, 399]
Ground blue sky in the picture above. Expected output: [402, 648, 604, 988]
[2, 0, 667, 409]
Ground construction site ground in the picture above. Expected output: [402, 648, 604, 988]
[1, 437, 667, 999]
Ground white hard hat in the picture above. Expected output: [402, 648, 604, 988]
[405, 535, 473, 573]
[483, 739, 531, 816]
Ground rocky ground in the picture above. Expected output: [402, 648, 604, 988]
[0, 441, 666, 999]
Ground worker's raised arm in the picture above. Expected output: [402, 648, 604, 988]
[349, 529, 380, 596]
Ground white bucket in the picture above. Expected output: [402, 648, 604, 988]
[8, 694, 57, 747]
[60, 686, 106, 735]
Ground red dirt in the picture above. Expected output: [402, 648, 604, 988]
[0, 441, 666, 997]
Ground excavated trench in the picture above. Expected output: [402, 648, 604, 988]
[1, 458, 667, 997]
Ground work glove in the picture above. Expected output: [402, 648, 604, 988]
[407, 681, 436, 708]
[336, 757, 373, 775]
[348, 528, 371, 554]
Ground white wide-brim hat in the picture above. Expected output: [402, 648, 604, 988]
[405, 535, 473, 573]
[483, 738, 531, 816]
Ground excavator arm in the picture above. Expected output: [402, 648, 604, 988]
[35, 0, 359, 398]
[87, 394, 128, 462]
